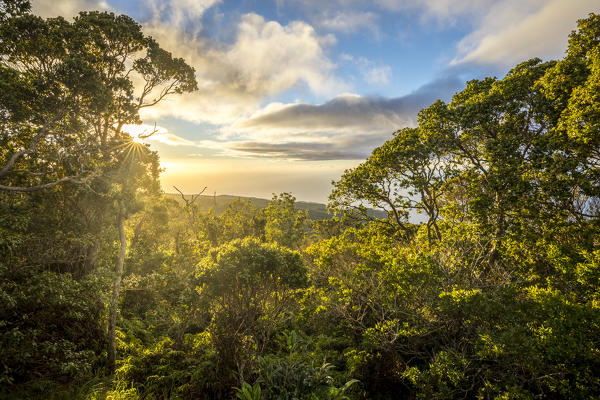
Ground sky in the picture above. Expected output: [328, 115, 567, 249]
[32, 0, 598, 202]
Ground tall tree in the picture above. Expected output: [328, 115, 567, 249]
[0, 7, 196, 192]
[418, 59, 559, 259]
[0, 1, 198, 372]
[537, 13, 600, 219]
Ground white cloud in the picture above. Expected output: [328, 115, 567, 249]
[140, 11, 347, 125]
[452, 0, 598, 66]
[364, 66, 391, 84]
[32, 0, 110, 18]
[165, 0, 221, 21]
[340, 55, 392, 85]
[226, 14, 342, 96]
[319, 11, 380, 35]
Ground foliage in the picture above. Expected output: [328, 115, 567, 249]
[235, 382, 262, 400]
[196, 238, 308, 384]
[114, 334, 227, 399]
[0, 264, 105, 386]
[330, 127, 448, 242]
[263, 192, 309, 248]
[3, 5, 600, 400]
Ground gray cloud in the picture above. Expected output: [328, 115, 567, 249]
[228, 141, 366, 161]
[227, 75, 464, 160]
[238, 74, 463, 133]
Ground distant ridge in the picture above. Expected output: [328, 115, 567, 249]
[164, 193, 387, 220]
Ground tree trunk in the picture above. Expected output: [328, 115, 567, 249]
[83, 243, 99, 276]
[488, 193, 505, 269]
[108, 204, 127, 372]
[426, 221, 433, 248]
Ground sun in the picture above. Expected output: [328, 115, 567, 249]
[132, 135, 145, 144]
[113, 124, 155, 162]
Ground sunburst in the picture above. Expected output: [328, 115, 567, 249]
[117, 139, 148, 164]
[116, 124, 159, 163]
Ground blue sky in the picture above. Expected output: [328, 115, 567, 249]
[33, 0, 599, 202]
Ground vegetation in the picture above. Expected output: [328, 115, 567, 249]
[2, 2, 600, 398]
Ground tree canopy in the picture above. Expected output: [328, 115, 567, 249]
[2, 4, 600, 400]
[0, 4, 196, 192]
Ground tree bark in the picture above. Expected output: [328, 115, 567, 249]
[108, 203, 127, 372]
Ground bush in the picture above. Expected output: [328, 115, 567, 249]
[0, 265, 105, 388]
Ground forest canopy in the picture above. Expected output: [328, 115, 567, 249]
[1, 1, 600, 399]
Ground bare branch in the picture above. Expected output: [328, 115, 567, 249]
[138, 122, 158, 139]
[139, 80, 179, 109]
[0, 171, 96, 192]
[173, 185, 207, 207]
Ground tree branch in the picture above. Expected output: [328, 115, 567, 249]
[0, 171, 96, 192]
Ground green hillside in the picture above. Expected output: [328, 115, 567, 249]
[164, 192, 387, 220]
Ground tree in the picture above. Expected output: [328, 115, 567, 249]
[196, 238, 307, 384]
[263, 193, 308, 249]
[0, 6, 196, 193]
[537, 13, 600, 217]
[330, 127, 449, 244]
[219, 198, 265, 243]
[0, 1, 198, 372]
[417, 59, 566, 263]
[0, 264, 105, 386]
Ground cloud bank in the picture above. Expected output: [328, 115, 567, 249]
[223, 75, 463, 160]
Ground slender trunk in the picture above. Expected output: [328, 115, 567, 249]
[431, 205, 442, 242]
[386, 201, 409, 234]
[83, 243, 99, 275]
[433, 220, 442, 241]
[108, 205, 127, 372]
[488, 193, 505, 267]
[426, 221, 433, 248]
